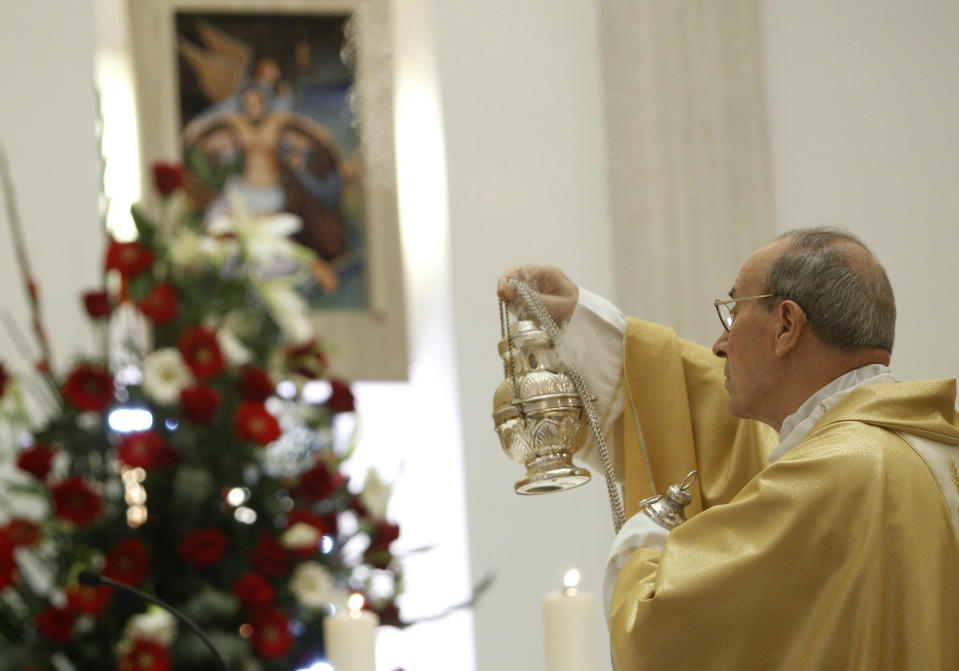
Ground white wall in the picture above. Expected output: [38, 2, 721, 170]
[0, 3, 101, 381]
[425, 1, 617, 670]
[761, 0, 959, 382]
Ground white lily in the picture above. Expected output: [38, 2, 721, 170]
[255, 279, 314, 343]
[207, 197, 314, 274]
[216, 327, 253, 366]
[360, 468, 392, 519]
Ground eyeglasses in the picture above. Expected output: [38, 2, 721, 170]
[713, 294, 776, 331]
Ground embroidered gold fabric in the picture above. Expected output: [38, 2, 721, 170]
[611, 319, 959, 670]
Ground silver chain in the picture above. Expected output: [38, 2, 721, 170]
[504, 279, 626, 533]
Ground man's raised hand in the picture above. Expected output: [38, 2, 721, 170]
[496, 264, 579, 326]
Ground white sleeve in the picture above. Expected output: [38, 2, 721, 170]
[603, 512, 669, 621]
[560, 287, 627, 483]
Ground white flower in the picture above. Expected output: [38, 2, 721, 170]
[207, 199, 313, 273]
[255, 279, 314, 343]
[141, 348, 193, 405]
[168, 229, 234, 271]
[289, 561, 346, 610]
[360, 469, 391, 519]
[121, 606, 177, 646]
[280, 522, 321, 550]
[217, 327, 252, 366]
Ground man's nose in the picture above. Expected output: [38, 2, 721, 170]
[712, 330, 728, 358]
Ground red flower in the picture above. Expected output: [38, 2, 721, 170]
[367, 521, 401, 554]
[1, 519, 40, 548]
[16, 443, 55, 480]
[249, 532, 291, 577]
[137, 283, 178, 324]
[50, 477, 102, 526]
[327, 378, 355, 413]
[103, 538, 150, 586]
[250, 607, 292, 660]
[65, 583, 112, 616]
[106, 240, 154, 277]
[234, 401, 281, 445]
[82, 289, 111, 319]
[152, 161, 186, 196]
[283, 339, 328, 379]
[116, 430, 165, 469]
[0, 545, 16, 591]
[177, 527, 228, 569]
[35, 605, 76, 643]
[119, 637, 172, 671]
[180, 384, 221, 424]
[62, 363, 114, 412]
[239, 366, 274, 401]
[233, 572, 276, 609]
[297, 460, 346, 503]
[177, 327, 224, 380]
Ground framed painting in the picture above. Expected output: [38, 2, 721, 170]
[128, 0, 407, 380]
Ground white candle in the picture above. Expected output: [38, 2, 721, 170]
[542, 569, 598, 671]
[323, 594, 379, 671]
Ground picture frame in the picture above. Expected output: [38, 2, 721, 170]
[128, 0, 408, 380]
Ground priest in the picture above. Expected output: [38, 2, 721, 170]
[498, 227, 959, 670]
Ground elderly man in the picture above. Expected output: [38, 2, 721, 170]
[498, 228, 959, 670]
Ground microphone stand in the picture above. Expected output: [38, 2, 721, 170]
[79, 570, 230, 671]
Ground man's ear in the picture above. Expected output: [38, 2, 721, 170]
[774, 300, 806, 356]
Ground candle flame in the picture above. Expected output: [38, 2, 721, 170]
[347, 593, 365, 613]
[563, 568, 581, 589]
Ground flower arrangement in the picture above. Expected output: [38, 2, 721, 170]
[0, 159, 403, 671]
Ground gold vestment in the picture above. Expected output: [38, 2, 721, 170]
[610, 319, 959, 670]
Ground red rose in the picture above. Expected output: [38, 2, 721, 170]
[106, 240, 153, 277]
[327, 378, 355, 413]
[367, 521, 400, 554]
[137, 283, 178, 324]
[177, 327, 224, 380]
[116, 430, 165, 469]
[239, 366, 274, 401]
[35, 605, 76, 643]
[180, 384, 221, 424]
[282, 339, 328, 379]
[250, 607, 292, 660]
[152, 161, 186, 196]
[0, 362, 9, 400]
[82, 289, 111, 319]
[65, 583, 112, 616]
[249, 532, 291, 577]
[1, 519, 40, 548]
[177, 527, 228, 568]
[119, 637, 172, 671]
[0, 545, 16, 591]
[103, 538, 150, 586]
[16, 443, 55, 480]
[234, 401, 281, 445]
[50, 477, 102, 526]
[62, 363, 114, 412]
[297, 460, 346, 503]
[233, 572, 276, 609]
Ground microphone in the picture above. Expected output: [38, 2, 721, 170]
[79, 570, 230, 671]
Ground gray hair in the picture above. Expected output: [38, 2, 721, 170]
[761, 227, 896, 352]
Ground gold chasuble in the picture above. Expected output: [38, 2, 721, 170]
[610, 319, 959, 670]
